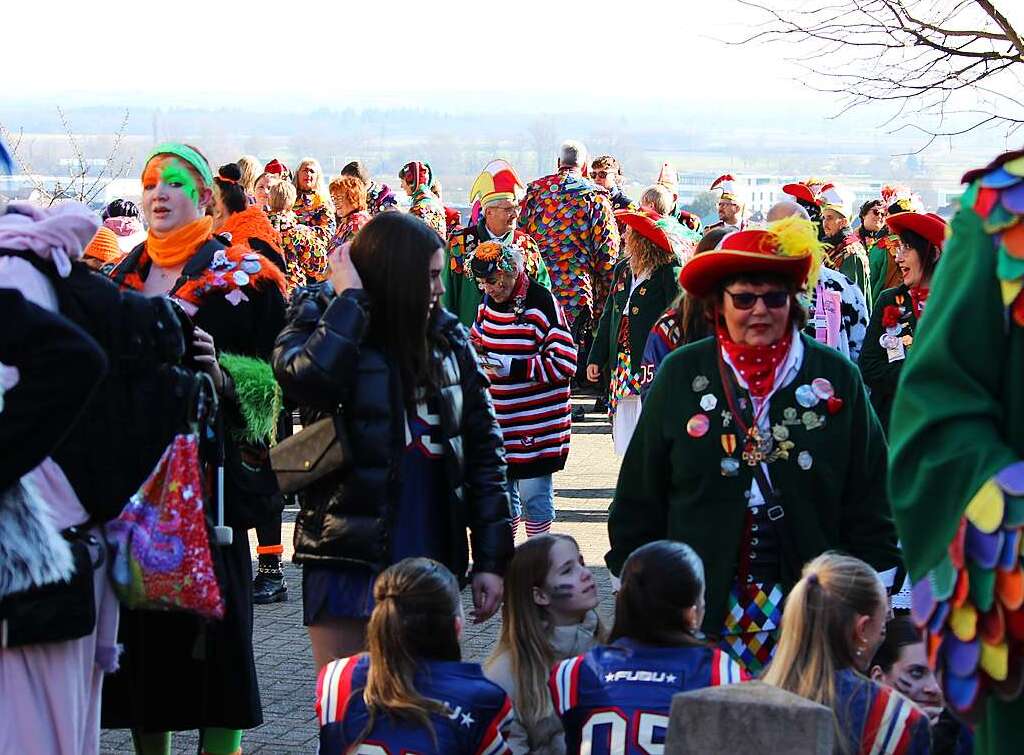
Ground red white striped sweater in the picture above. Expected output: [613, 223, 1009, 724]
[471, 280, 577, 479]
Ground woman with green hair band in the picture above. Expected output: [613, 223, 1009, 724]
[105, 142, 288, 755]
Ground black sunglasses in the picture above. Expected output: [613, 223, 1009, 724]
[723, 289, 790, 310]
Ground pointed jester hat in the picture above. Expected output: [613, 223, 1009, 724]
[469, 159, 525, 223]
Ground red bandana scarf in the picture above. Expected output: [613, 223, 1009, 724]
[716, 325, 794, 398]
[909, 286, 930, 318]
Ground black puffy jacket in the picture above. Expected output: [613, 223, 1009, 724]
[272, 286, 513, 580]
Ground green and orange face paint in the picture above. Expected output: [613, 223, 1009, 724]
[141, 142, 215, 207]
[143, 156, 202, 205]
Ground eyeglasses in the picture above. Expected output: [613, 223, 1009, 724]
[869, 208, 886, 217]
[723, 289, 790, 310]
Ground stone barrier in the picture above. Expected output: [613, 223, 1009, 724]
[665, 680, 835, 754]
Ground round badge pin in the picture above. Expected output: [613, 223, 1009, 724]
[798, 450, 813, 470]
[232, 270, 250, 287]
[721, 458, 740, 477]
[811, 378, 834, 401]
[241, 259, 262, 275]
[692, 375, 710, 393]
[772, 424, 790, 442]
[700, 394, 718, 412]
[795, 384, 819, 408]
[686, 414, 710, 438]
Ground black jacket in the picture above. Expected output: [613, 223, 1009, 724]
[273, 286, 513, 579]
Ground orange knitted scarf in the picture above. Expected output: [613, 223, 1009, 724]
[147, 217, 214, 267]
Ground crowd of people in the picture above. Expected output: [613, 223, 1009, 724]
[1, 133, 1021, 755]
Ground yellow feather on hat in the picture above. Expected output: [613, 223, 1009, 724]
[769, 215, 826, 291]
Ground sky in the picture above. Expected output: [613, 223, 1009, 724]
[5, 0, 826, 113]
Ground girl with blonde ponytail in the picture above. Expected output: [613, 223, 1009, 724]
[485, 535, 605, 754]
[316, 558, 513, 754]
[763, 553, 931, 754]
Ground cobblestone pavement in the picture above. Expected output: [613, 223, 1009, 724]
[100, 399, 619, 753]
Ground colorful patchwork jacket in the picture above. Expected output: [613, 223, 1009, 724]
[519, 169, 620, 330]
[291, 190, 335, 284]
[889, 148, 1024, 752]
[409, 188, 448, 240]
[268, 208, 325, 295]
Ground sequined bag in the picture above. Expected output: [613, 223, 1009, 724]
[106, 379, 225, 620]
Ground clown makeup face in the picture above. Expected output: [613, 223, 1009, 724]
[254, 173, 279, 208]
[871, 641, 943, 722]
[483, 200, 519, 236]
[297, 163, 318, 192]
[142, 156, 208, 235]
[822, 209, 848, 238]
[532, 538, 598, 627]
[478, 269, 517, 304]
[718, 199, 740, 224]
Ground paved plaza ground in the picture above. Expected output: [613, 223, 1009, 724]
[100, 399, 619, 753]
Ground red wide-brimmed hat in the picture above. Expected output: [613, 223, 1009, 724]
[615, 209, 675, 253]
[886, 211, 948, 249]
[678, 216, 820, 297]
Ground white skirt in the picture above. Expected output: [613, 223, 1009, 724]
[612, 395, 643, 456]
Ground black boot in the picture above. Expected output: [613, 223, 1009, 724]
[253, 556, 287, 604]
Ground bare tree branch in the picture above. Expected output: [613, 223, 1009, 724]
[731, 0, 1024, 147]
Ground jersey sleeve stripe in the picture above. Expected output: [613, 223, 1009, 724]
[550, 655, 583, 715]
[475, 695, 514, 755]
[318, 655, 361, 726]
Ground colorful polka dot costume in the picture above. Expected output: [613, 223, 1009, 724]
[519, 169, 620, 329]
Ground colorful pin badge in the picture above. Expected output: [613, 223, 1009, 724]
[686, 413, 710, 438]
[232, 270, 251, 286]
[721, 457, 740, 477]
[795, 384, 819, 408]
[811, 378, 834, 400]
[772, 424, 789, 442]
[700, 394, 718, 411]
[721, 434, 737, 455]
[721, 410, 733, 427]
[802, 411, 824, 430]
[782, 407, 801, 425]
[692, 375, 710, 393]
[826, 396, 844, 415]
[798, 450, 813, 470]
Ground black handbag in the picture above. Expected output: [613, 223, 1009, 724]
[0, 526, 100, 649]
[269, 414, 352, 495]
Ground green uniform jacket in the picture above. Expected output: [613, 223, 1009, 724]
[858, 285, 918, 435]
[607, 333, 900, 634]
[587, 260, 680, 380]
[868, 243, 902, 309]
[829, 230, 872, 310]
[888, 164, 1024, 753]
[443, 223, 551, 327]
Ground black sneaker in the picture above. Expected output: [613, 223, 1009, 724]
[593, 396, 608, 413]
[253, 568, 288, 605]
[571, 405, 586, 421]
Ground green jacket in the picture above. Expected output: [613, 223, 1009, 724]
[868, 243, 901, 308]
[607, 333, 900, 634]
[888, 157, 1024, 753]
[858, 285, 918, 435]
[587, 260, 680, 377]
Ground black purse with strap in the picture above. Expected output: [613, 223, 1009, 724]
[269, 413, 352, 495]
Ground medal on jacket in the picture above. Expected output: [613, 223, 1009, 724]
[741, 427, 774, 466]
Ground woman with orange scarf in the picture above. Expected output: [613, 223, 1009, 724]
[106, 143, 286, 755]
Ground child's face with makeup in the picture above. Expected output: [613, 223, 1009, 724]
[142, 156, 206, 235]
[533, 538, 598, 625]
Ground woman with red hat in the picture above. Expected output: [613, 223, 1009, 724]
[606, 216, 900, 674]
[857, 211, 946, 434]
[586, 210, 681, 454]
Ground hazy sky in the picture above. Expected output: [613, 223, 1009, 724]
[7, 0, 823, 111]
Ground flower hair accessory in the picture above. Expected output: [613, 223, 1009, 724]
[467, 239, 522, 279]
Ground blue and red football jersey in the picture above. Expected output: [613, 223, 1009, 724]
[834, 669, 931, 755]
[549, 638, 748, 755]
[317, 654, 513, 755]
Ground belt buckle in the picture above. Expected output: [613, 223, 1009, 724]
[767, 505, 785, 521]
